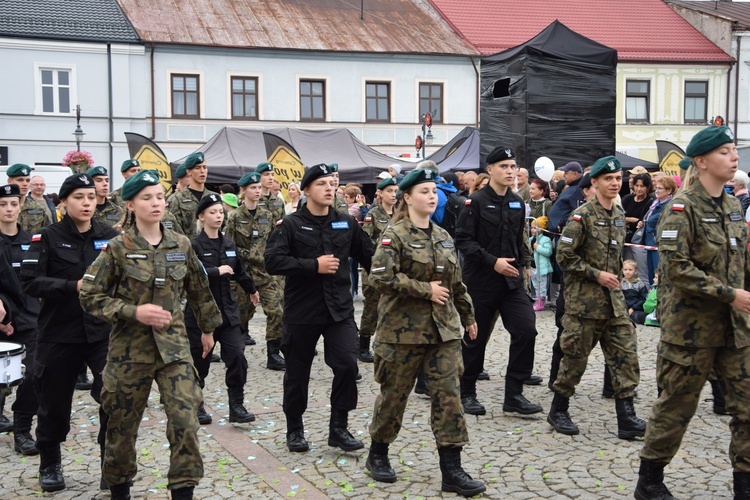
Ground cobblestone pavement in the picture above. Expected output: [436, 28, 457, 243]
[0, 298, 735, 499]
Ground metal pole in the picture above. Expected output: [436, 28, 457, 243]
[421, 116, 426, 159]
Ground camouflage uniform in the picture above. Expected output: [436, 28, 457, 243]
[640, 181, 750, 472]
[93, 200, 124, 229]
[108, 189, 123, 208]
[553, 198, 639, 398]
[224, 204, 283, 342]
[19, 196, 52, 234]
[333, 195, 350, 216]
[80, 224, 222, 490]
[168, 188, 219, 239]
[161, 210, 185, 235]
[359, 204, 392, 339]
[258, 193, 285, 225]
[368, 217, 475, 446]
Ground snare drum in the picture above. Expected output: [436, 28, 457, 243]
[0, 342, 25, 387]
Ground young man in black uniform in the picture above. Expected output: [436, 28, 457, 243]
[265, 163, 374, 453]
[455, 147, 543, 417]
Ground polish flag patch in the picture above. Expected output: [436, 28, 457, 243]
[572, 214, 582, 221]
[464, 199, 472, 206]
[365, 216, 372, 223]
[275, 219, 283, 226]
[31, 234, 42, 242]
[381, 238, 392, 246]
[672, 204, 685, 212]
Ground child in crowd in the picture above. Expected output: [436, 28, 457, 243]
[643, 273, 659, 327]
[621, 259, 649, 324]
[529, 218, 553, 311]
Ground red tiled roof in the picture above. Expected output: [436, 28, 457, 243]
[428, 0, 732, 62]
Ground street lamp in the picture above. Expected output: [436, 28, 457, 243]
[416, 112, 434, 159]
[73, 104, 85, 151]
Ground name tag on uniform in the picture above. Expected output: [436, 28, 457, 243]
[661, 229, 678, 240]
[27, 209, 42, 215]
[614, 219, 625, 227]
[409, 243, 425, 248]
[731, 237, 738, 248]
[441, 241, 454, 248]
[94, 239, 109, 250]
[272, 202, 283, 207]
[596, 220, 609, 226]
[21, 244, 30, 251]
[126, 253, 147, 259]
[57, 242, 74, 249]
[301, 226, 313, 231]
[486, 205, 497, 209]
[436, 265, 445, 272]
[702, 218, 719, 223]
[508, 202, 522, 209]
[378, 219, 388, 223]
[166, 252, 186, 262]
[252, 230, 259, 236]
[332, 221, 349, 230]
[239, 220, 249, 224]
[611, 240, 618, 246]
[226, 250, 236, 257]
[106, 215, 120, 221]
[730, 212, 743, 222]
[258, 218, 269, 224]
[12, 263, 20, 268]
[163, 221, 174, 229]
[560, 236, 573, 244]
[203, 253, 213, 257]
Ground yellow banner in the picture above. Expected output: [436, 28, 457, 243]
[134, 145, 172, 192]
[268, 146, 304, 201]
[659, 150, 683, 178]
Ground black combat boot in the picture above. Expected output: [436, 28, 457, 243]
[196, 404, 212, 425]
[266, 339, 286, 371]
[734, 471, 750, 500]
[438, 446, 487, 497]
[461, 395, 486, 415]
[366, 441, 397, 483]
[110, 482, 131, 500]
[38, 442, 65, 492]
[328, 409, 364, 451]
[523, 375, 543, 386]
[503, 377, 543, 414]
[634, 459, 675, 500]
[286, 415, 309, 452]
[547, 391, 579, 435]
[13, 412, 38, 455]
[414, 369, 429, 396]
[0, 392, 12, 433]
[210, 352, 221, 363]
[711, 379, 729, 415]
[242, 329, 256, 346]
[602, 366, 615, 398]
[75, 366, 93, 390]
[615, 396, 646, 440]
[358, 335, 374, 363]
[477, 370, 490, 381]
[228, 388, 255, 423]
[171, 486, 194, 499]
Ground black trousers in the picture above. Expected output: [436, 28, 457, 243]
[461, 282, 538, 397]
[281, 317, 358, 417]
[188, 321, 248, 389]
[1, 329, 38, 415]
[34, 339, 108, 447]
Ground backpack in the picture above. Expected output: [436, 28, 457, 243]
[438, 192, 467, 237]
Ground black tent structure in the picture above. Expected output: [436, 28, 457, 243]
[480, 20, 618, 170]
[427, 127, 481, 172]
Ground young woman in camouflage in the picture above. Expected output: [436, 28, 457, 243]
[80, 170, 221, 500]
[366, 168, 485, 497]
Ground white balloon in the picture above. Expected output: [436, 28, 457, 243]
[534, 156, 555, 182]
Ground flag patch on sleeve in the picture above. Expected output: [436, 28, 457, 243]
[672, 204, 684, 212]
[661, 229, 678, 239]
[572, 214, 582, 221]
[381, 238, 392, 246]
[464, 199, 472, 206]
[365, 216, 372, 223]
[275, 219, 283, 226]
[31, 234, 42, 242]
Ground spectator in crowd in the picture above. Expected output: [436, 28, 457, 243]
[627, 166, 649, 194]
[621, 173, 653, 280]
[621, 259, 649, 324]
[469, 173, 489, 195]
[529, 218, 553, 311]
[729, 170, 750, 216]
[284, 181, 301, 215]
[460, 171, 477, 197]
[637, 175, 677, 284]
[388, 164, 404, 181]
[516, 167, 531, 202]
[528, 179, 552, 220]
[29, 176, 58, 223]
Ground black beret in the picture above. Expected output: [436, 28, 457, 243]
[255, 162, 274, 174]
[59, 174, 95, 199]
[238, 172, 262, 187]
[486, 147, 515, 165]
[579, 173, 592, 189]
[184, 152, 205, 170]
[196, 193, 223, 218]
[300, 163, 333, 190]
[0, 184, 21, 198]
[121, 170, 161, 201]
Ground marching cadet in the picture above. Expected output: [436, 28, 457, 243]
[636, 126, 750, 499]
[328, 163, 350, 215]
[366, 168, 485, 497]
[21, 174, 119, 492]
[455, 146, 542, 417]
[255, 162, 285, 224]
[358, 176, 399, 362]
[0, 184, 40, 456]
[80, 170, 221, 500]
[6, 163, 53, 233]
[225, 172, 286, 368]
[187, 193, 259, 425]
[87, 166, 124, 229]
[264, 163, 374, 453]
[167, 163, 189, 206]
[109, 158, 141, 207]
[168, 152, 218, 238]
[548, 156, 645, 440]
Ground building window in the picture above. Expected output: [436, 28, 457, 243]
[419, 83, 443, 123]
[40, 69, 71, 114]
[231, 76, 258, 120]
[625, 80, 649, 123]
[171, 74, 199, 118]
[684, 81, 708, 124]
[299, 80, 325, 122]
[365, 81, 390, 122]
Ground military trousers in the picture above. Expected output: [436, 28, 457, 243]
[552, 314, 639, 398]
[358, 277, 378, 339]
[187, 321, 248, 389]
[101, 359, 203, 490]
[461, 283, 538, 397]
[370, 340, 468, 447]
[641, 341, 750, 472]
[2, 329, 38, 415]
[235, 278, 283, 341]
[34, 339, 108, 447]
[281, 317, 358, 417]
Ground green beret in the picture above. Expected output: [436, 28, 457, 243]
[120, 158, 140, 172]
[6, 163, 31, 178]
[59, 174, 95, 199]
[377, 177, 398, 190]
[255, 162, 274, 174]
[300, 163, 332, 190]
[121, 170, 161, 201]
[589, 155, 621, 178]
[175, 163, 188, 179]
[86, 166, 108, 178]
[0, 184, 21, 198]
[222, 193, 239, 208]
[196, 193, 223, 218]
[184, 152, 205, 170]
[327, 163, 339, 172]
[397, 168, 437, 197]
[238, 172, 261, 187]
[685, 126, 734, 157]
[678, 157, 692, 170]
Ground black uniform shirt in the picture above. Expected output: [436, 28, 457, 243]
[264, 205, 374, 325]
[0, 225, 40, 333]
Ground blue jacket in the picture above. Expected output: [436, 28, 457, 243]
[530, 232, 553, 275]
[548, 178, 584, 233]
[644, 197, 670, 247]
[431, 181, 458, 225]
